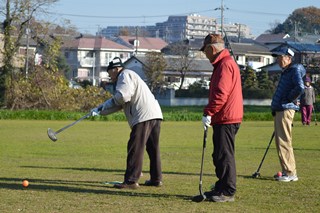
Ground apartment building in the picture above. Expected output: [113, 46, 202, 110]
[100, 14, 252, 43]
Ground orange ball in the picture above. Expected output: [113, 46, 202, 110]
[22, 180, 29, 188]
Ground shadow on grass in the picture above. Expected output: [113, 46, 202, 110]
[0, 177, 191, 200]
[20, 165, 209, 177]
[238, 174, 274, 181]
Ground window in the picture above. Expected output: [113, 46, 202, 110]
[86, 51, 94, 57]
[19, 48, 27, 55]
[19, 48, 35, 55]
[246, 56, 261, 62]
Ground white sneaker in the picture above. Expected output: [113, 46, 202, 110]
[277, 175, 298, 182]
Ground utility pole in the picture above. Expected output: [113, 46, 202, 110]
[221, 0, 224, 34]
[294, 21, 298, 42]
[215, 0, 228, 35]
[92, 52, 96, 86]
[25, 3, 31, 78]
[25, 24, 30, 78]
[135, 26, 138, 55]
[236, 23, 242, 43]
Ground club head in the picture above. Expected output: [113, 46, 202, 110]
[252, 172, 260, 178]
[47, 128, 57, 142]
[191, 194, 206, 202]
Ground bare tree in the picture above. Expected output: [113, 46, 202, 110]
[162, 40, 195, 90]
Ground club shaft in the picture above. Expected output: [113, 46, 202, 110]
[199, 127, 208, 196]
[55, 113, 91, 134]
[255, 131, 275, 173]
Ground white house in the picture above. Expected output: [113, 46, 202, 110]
[61, 36, 132, 85]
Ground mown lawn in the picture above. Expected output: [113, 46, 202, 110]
[0, 120, 319, 212]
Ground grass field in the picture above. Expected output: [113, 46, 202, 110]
[1, 119, 319, 212]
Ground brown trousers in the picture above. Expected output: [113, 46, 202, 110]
[274, 110, 297, 176]
[125, 119, 162, 183]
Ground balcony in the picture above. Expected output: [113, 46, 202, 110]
[80, 57, 94, 67]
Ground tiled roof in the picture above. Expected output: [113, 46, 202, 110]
[62, 36, 130, 50]
[229, 42, 271, 55]
[117, 36, 168, 50]
[255, 33, 295, 43]
[272, 42, 320, 53]
[296, 35, 320, 44]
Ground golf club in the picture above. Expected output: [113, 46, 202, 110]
[192, 126, 208, 202]
[47, 112, 91, 142]
[313, 107, 318, 125]
[252, 131, 275, 178]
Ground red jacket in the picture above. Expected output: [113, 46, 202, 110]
[204, 49, 243, 125]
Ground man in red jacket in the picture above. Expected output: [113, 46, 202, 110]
[199, 33, 243, 202]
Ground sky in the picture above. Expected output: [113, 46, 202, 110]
[46, 0, 320, 37]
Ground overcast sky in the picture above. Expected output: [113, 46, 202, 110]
[46, 0, 320, 37]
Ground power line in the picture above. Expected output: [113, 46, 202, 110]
[48, 8, 289, 20]
[228, 8, 289, 17]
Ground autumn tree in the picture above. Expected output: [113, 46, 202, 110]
[0, 0, 108, 110]
[270, 6, 320, 35]
[5, 33, 109, 110]
[0, 0, 59, 106]
[144, 52, 166, 92]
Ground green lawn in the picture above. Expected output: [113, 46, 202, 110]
[0, 120, 319, 212]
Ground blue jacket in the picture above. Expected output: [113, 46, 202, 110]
[271, 63, 306, 111]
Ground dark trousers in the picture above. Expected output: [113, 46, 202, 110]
[125, 119, 162, 183]
[212, 123, 240, 196]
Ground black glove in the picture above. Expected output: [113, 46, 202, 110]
[272, 111, 276, 117]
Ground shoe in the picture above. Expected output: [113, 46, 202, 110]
[204, 190, 220, 197]
[144, 180, 163, 187]
[277, 175, 298, 182]
[192, 190, 220, 202]
[114, 182, 139, 189]
[210, 194, 235, 202]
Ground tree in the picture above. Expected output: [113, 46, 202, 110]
[144, 52, 166, 92]
[242, 66, 258, 89]
[270, 6, 320, 35]
[0, 0, 59, 106]
[0, 0, 105, 111]
[163, 40, 195, 90]
[256, 69, 274, 90]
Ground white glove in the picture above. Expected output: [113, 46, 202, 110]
[90, 107, 100, 117]
[202, 115, 211, 128]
